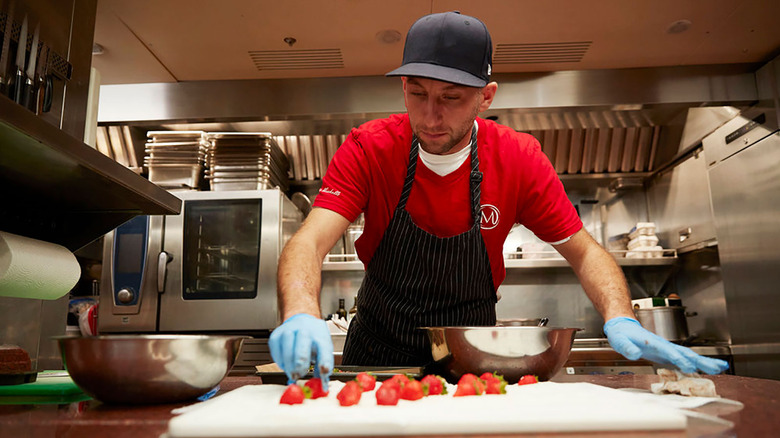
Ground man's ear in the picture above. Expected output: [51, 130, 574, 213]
[478, 82, 498, 113]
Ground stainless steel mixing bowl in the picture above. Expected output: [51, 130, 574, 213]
[56, 335, 245, 404]
[423, 326, 581, 383]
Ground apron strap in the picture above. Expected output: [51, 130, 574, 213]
[397, 136, 420, 210]
[399, 124, 482, 226]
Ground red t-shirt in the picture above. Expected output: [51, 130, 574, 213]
[313, 114, 582, 289]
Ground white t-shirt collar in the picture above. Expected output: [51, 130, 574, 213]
[418, 121, 477, 177]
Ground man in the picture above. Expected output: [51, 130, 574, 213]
[269, 11, 729, 386]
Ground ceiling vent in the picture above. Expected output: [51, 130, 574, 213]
[249, 49, 344, 71]
[493, 41, 591, 64]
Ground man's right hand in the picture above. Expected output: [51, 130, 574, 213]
[268, 313, 334, 388]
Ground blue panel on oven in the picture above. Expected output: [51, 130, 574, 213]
[112, 216, 149, 306]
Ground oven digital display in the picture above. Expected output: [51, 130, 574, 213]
[116, 233, 144, 274]
[112, 215, 149, 307]
[182, 199, 262, 300]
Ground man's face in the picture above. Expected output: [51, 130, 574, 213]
[403, 77, 496, 155]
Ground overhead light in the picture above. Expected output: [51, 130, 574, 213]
[283, 37, 297, 47]
[375, 29, 402, 44]
[611, 104, 643, 111]
[92, 43, 104, 55]
[666, 20, 692, 34]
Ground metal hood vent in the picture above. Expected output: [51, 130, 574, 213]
[249, 49, 344, 71]
[495, 110, 660, 174]
[494, 42, 591, 65]
[266, 109, 660, 182]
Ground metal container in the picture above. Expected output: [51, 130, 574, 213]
[56, 335, 245, 404]
[634, 306, 689, 342]
[496, 317, 548, 327]
[423, 326, 580, 383]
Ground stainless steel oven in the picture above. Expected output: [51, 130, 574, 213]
[98, 189, 302, 334]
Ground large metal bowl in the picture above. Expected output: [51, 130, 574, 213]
[423, 326, 581, 383]
[56, 335, 245, 404]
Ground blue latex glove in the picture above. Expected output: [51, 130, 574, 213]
[268, 313, 334, 388]
[604, 317, 729, 375]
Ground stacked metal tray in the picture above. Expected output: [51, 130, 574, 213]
[205, 132, 290, 192]
[144, 131, 208, 190]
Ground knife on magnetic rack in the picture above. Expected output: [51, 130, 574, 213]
[0, 0, 15, 94]
[10, 13, 27, 103]
[22, 21, 38, 109]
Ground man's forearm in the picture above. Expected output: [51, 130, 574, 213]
[573, 246, 635, 321]
[556, 229, 635, 322]
[277, 236, 326, 321]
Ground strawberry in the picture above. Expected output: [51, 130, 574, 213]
[399, 379, 426, 400]
[355, 372, 376, 391]
[337, 380, 362, 406]
[480, 372, 507, 394]
[303, 378, 329, 399]
[388, 374, 410, 387]
[517, 374, 539, 385]
[420, 374, 447, 396]
[279, 384, 307, 405]
[375, 381, 401, 406]
[453, 373, 485, 397]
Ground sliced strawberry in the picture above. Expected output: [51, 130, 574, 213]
[420, 374, 447, 396]
[355, 372, 376, 391]
[279, 384, 306, 404]
[303, 378, 329, 399]
[453, 373, 485, 397]
[453, 381, 476, 397]
[376, 381, 401, 405]
[479, 372, 507, 394]
[399, 379, 426, 400]
[336, 380, 362, 406]
[486, 377, 507, 394]
[517, 374, 539, 385]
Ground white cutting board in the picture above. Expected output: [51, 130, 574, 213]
[166, 381, 687, 437]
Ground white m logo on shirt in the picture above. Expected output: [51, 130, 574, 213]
[480, 204, 500, 230]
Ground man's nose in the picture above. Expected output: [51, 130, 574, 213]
[421, 98, 443, 125]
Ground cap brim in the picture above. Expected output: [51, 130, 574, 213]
[386, 63, 487, 87]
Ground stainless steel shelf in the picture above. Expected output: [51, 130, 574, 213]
[0, 97, 182, 251]
[322, 253, 678, 271]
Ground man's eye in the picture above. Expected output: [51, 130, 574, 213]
[411, 92, 425, 97]
[443, 95, 460, 101]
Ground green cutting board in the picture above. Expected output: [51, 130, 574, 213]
[0, 371, 92, 404]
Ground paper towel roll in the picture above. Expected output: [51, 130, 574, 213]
[0, 231, 81, 300]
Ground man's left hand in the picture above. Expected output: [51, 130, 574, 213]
[604, 317, 729, 375]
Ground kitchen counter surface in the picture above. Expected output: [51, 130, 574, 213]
[0, 374, 776, 437]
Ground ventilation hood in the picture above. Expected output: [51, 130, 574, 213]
[96, 64, 759, 185]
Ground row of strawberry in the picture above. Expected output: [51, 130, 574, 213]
[280, 371, 539, 406]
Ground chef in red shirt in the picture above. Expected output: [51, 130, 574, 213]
[269, 11, 728, 386]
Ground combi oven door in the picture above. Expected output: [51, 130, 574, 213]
[159, 190, 290, 332]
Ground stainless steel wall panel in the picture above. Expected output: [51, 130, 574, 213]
[647, 152, 717, 251]
[670, 248, 730, 344]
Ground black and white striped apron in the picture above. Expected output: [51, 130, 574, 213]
[342, 127, 497, 366]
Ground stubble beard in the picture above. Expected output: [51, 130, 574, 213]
[416, 106, 480, 155]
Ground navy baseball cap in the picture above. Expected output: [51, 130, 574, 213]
[386, 11, 493, 87]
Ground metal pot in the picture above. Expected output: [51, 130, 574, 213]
[634, 306, 689, 342]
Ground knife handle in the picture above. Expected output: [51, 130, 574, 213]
[40, 74, 53, 113]
[11, 69, 23, 103]
[20, 77, 32, 110]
